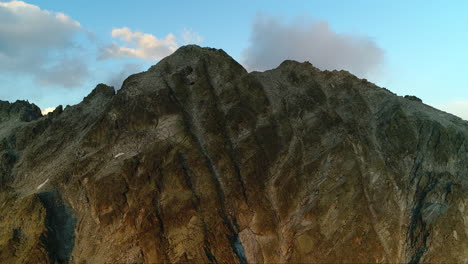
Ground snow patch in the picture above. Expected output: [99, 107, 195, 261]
[114, 153, 125, 158]
[36, 178, 49, 190]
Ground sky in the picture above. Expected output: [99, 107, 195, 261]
[0, 0, 467, 119]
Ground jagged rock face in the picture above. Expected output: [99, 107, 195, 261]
[0, 100, 42, 123]
[1, 45, 468, 263]
[0, 100, 42, 188]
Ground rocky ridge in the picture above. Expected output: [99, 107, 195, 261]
[0, 45, 467, 263]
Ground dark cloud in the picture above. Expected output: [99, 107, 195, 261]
[37, 58, 90, 88]
[0, 1, 88, 88]
[242, 14, 384, 77]
[107, 63, 142, 90]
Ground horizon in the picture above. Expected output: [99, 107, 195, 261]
[0, 0, 467, 119]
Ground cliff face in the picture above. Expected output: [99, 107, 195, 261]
[1, 45, 467, 263]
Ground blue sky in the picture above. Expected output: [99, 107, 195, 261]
[1, 0, 467, 118]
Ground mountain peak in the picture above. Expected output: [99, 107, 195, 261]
[120, 45, 247, 95]
[1, 46, 467, 263]
[83, 83, 115, 103]
[152, 45, 247, 74]
[0, 100, 42, 122]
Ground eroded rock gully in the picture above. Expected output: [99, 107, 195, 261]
[0, 45, 467, 263]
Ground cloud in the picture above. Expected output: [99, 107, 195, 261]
[0, 1, 88, 87]
[99, 27, 178, 60]
[182, 28, 203, 44]
[435, 100, 468, 120]
[37, 58, 90, 87]
[241, 14, 384, 76]
[107, 63, 142, 90]
[41, 107, 56, 115]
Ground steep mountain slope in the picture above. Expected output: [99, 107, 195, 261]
[1, 45, 467, 263]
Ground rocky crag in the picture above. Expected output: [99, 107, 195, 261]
[0, 45, 467, 263]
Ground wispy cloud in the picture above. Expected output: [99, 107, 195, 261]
[241, 14, 384, 77]
[107, 63, 142, 90]
[182, 28, 203, 44]
[37, 58, 89, 87]
[98, 27, 178, 60]
[0, 1, 88, 88]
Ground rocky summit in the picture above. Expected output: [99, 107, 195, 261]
[1, 45, 467, 263]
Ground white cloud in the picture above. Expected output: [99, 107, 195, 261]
[41, 107, 56, 115]
[99, 27, 178, 60]
[241, 14, 384, 77]
[182, 28, 203, 44]
[55, 12, 81, 27]
[435, 100, 468, 120]
[0, 1, 88, 87]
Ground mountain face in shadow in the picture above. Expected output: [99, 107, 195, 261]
[0, 45, 467, 263]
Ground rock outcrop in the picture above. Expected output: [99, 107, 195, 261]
[0, 45, 467, 263]
[0, 100, 42, 123]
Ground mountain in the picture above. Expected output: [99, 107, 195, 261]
[1, 45, 467, 263]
